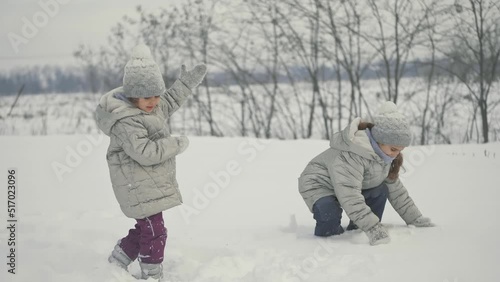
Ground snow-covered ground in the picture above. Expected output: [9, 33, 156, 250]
[0, 135, 499, 282]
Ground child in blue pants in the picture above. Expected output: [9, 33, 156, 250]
[299, 102, 434, 245]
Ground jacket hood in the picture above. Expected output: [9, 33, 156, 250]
[95, 87, 143, 136]
[329, 117, 380, 161]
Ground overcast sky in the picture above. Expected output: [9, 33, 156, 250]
[0, 0, 179, 71]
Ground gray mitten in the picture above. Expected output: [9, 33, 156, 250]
[366, 223, 390, 246]
[179, 64, 207, 89]
[409, 216, 434, 227]
[177, 135, 190, 154]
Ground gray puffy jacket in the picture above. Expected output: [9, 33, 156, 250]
[95, 80, 191, 219]
[299, 118, 422, 231]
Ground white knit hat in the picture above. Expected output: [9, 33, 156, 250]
[123, 44, 166, 98]
[371, 101, 412, 147]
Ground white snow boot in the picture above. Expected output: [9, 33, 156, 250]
[139, 262, 163, 280]
[108, 241, 133, 270]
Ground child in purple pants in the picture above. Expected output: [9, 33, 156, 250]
[95, 44, 207, 280]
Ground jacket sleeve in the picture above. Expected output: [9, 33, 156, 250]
[328, 151, 380, 232]
[385, 178, 422, 224]
[159, 79, 192, 118]
[111, 117, 181, 166]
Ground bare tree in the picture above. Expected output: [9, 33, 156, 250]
[277, 0, 333, 139]
[414, 2, 448, 145]
[131, 6, 185, 85]
[214, 0, 311, 139]
[212, 20, 276, 138]
[321, 0, 375, 123]
[71, 0, 500, 142]
[245, 0, 284, 138]
[443, 0, 500, 143]
[364, 0, 438, 104]
[214, 39, 267, 137]
[73, 45, 101, 94]
[176, 0, 227, 136]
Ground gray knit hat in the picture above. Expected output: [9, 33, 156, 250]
[123, 44, 166, 98]
[371, 101, 412, 147]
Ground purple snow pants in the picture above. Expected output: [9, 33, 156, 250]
[119, 212, 167, 264]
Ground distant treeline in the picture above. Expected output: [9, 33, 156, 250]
[0, 59, 456, 96]
[0, 66, 89, 96]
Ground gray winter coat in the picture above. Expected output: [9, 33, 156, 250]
[299, 118, 422, 232]
[95, 80, 191, 219]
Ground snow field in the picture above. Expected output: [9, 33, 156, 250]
[0, 136, 499, 281]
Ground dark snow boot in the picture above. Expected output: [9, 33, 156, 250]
[346, 221, 359, 231]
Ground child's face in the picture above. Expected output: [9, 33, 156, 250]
[133, 96, 160, 113]
[379, 144, 405, 158]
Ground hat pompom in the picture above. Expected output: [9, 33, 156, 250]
[131, 44, 152, 59]
[377, 101, 398, 115]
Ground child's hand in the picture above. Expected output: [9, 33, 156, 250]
[409, 216, 434, 227]
[366, 223, 390, 246]
[179, 64, 207, 89]
[177, 136, 190, 154]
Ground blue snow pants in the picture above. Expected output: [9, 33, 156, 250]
[312, 182, 388, 236]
